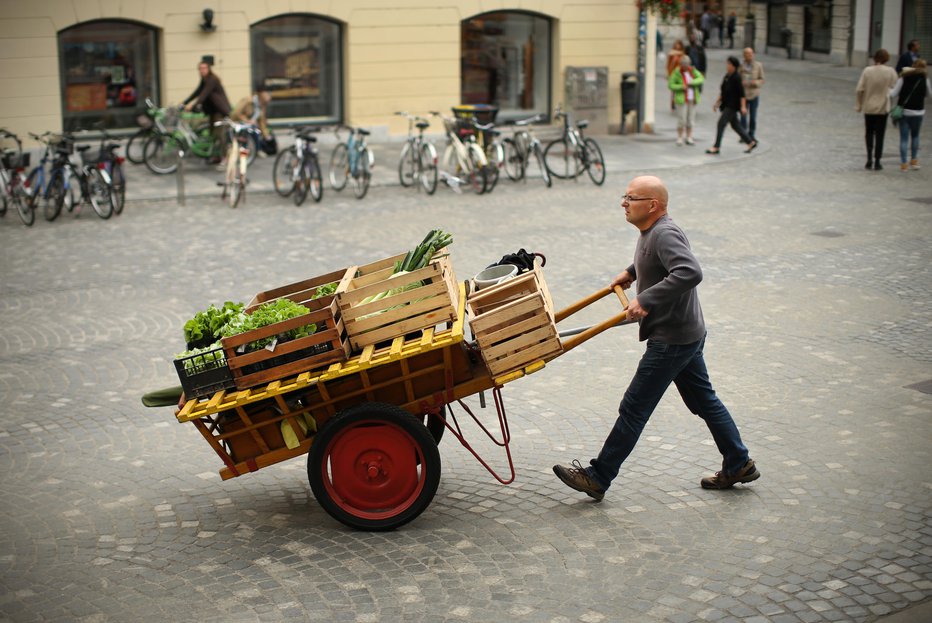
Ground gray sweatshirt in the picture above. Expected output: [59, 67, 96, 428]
[626, 214, 706, 344]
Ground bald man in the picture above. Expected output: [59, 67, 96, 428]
[553, 176, 759, 500]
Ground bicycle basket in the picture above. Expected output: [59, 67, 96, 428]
[49, 135, 74, 154]
[452, 104, 499, 124]
[1, 151, 29, 170]
[135, 112, 154, 129]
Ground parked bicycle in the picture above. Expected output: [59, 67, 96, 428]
[125, 98, 166, 164]
[329, 125, 374, 199]
[471, 117, 504, 193]
[395, 112, 438, 195]
[543, 104, 606, 185]
[272, 127, 323, 206]
[24, 131, 61, 215]
[432, 111, 489, 194]
[91, 124, 126, 215]
[144, 106, 259, 175]
[45, 135, 114, 221]
[0, 129, 34, 226]
[502, 114, 552, 187]
[215, 118, 254, 208]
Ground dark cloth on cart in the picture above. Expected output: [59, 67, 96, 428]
[487, 248, 546, 273]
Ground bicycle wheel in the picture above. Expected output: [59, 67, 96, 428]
[484, 142, 503, 193]
[293, 161, 309, 206]
[0, 187, 7, 217]
[109, 162, 126, 214]
[583, 138, 606, 185]
[531, 142, 552, 188]
[308, 157, 324, 202]
[125, 128, 149, 164]
[544, 138, 583, 179]
[419, 143, 438, 195]
[245, 133, 260, 167]
[229, 170, 243, 209]
[25, 169, 43, 210]
[352, 148, 372, 199]
[397, 141, 417, 187]
[13, 179, 34, 226]
[144, 134, 180, 175]
[329, 143, 349, 191]
[273, 147, 299, 197]
[466, 144, 488, 194]
[87, 168, 114, 219]
[502, 138, 524, 181]
[45, 170, 65, 222]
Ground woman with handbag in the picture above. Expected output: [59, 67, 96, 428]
[890, 59, 932, 171]
[855, 49, 897, 171]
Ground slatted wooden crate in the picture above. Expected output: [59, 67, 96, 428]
[336, 250, 459, 351]
[221, 297, 351, 391]
[245, 267, 353, 312]
[466, 266, 561, 377]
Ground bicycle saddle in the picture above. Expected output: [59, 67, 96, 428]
[76, 145, 92, 153]
[416, 121, 430, 130]
[576, 120, 589, 129]
[297, 133, 317, 142]
[357, 128, 370, 136]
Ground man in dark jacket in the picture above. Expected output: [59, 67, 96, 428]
[895, 40, 921, 75]
[552, 175, 759, 500]
[184, 61, 231, 162]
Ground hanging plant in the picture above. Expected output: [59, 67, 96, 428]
[637, 0, 684, 23]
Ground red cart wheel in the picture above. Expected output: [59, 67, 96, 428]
[308, 402, 441, 531]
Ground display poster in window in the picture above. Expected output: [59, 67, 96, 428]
[259, 34, 321, 99]
[66, 84, 108, 112]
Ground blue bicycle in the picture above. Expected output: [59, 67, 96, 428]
[328, 125, 373, 199]
[24, 132, 59, 216]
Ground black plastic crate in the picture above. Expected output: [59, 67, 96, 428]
[174, 346, 236, 399]
[1, 151, 29, 170]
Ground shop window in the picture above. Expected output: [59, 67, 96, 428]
[251, 14, 342, 123]
[58, 20, 159, 131]
[461, 12, 551, 122]
[804, 3, 832, 54]
[767, 4, 788, 49]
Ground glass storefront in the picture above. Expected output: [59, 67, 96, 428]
[804, 3, 832, 53]
[58, 20, 159, 131]
[251, 15, 343, 124]
[461, 12, 551, 122]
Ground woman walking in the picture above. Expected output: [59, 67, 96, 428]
[855, 49, 898, 170]
[890, 59, 931, 171]
[706, 56, 757, 155]
[669, 56, 704, 145]
[666, 40, 686, 111]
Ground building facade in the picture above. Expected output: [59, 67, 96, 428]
[0, 1, 641, 143]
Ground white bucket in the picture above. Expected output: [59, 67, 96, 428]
[473, 264, 518, 291]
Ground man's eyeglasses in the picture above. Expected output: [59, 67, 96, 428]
[621, 194, 656, 203]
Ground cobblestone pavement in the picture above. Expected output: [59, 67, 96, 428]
[1, 50, 930, 623]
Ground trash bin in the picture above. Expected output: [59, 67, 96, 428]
[780, 27, 792, 59]
[621, 72, 639, 134]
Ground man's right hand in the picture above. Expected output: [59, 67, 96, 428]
[611, 270, 633, 290]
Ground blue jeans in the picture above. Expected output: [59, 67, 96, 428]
[739, 97, 759, 140]
[899, 115, 923, 163]
[587, 334, 750, 490]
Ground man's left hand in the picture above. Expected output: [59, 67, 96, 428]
[627, 298, 647, 321]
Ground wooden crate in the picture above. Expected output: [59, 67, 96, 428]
[466, 267, 562, 377]
[245, 267, 354, 313]
[221, 297, 351, 390]
[336, 250, 459, 351]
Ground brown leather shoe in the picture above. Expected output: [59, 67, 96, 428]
[553, 460, 605, 501]
[701, 459, 761, 489]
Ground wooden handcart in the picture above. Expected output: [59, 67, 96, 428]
[171, 260, 630, 531]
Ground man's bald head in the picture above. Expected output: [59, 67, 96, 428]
[630, 175, 669, 208]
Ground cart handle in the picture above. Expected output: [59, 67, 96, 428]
[556, 285, 630, 354]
